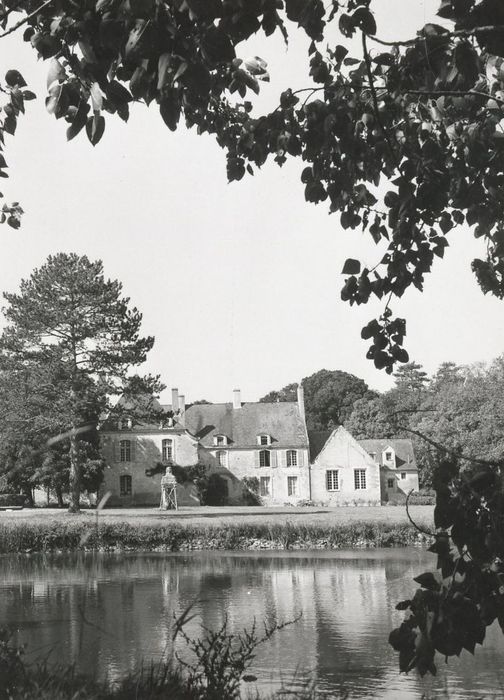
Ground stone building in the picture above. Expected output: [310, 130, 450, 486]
[358, 438, 419, 501]
[99, 385, 419, 506]
[308, 426, 382, 505]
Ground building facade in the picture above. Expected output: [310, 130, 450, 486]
[308, 427, 382, 506]
[99, 385, 419, 506]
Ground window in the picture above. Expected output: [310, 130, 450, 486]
[259, 476, 271, 496]
[216, 450, 227, 467]
[126, 418, 132, 429]
[385, 451, 393, 461]
[387, 478, 394, 489]
[120, 440, 131, 462]
[287, 476, 298, 496]
[354, 469, 366, 490]
[326, 470, 339, 491]
[162, 439, 173, 462]
[259, 450, 271, 467]
[401, 472, 406, 480]
[286, 450, 298, 467]
[119, 474, 132, 496]
[258, 434, 270, 446]
[214, 435, 227, 446]
[369, 452, 376, 461]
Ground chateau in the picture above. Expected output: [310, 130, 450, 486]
[99, 385, 419, 507]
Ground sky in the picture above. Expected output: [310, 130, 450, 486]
[1, 1, 503, 404]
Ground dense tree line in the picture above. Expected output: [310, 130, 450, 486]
[264, 359, 504, 490]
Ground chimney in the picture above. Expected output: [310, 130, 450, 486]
[171, 388, 179, 412]
[233, 389, 241, 409]
[178, 394, 185, 413]
[297, 381, 305, 422]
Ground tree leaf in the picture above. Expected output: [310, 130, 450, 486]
[85, 114, 105, 146]
[5, 70, 26, 88]
[159, 95, 180, 131]
[46, 59, 65, 90]
[342, 258, 361, 275]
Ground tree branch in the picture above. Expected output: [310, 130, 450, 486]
[362, 32, 402, 175]
[406, 89, 504, 106]
[405, 489, 435, 537]
[389, 417, 502, 468]
[369, 24, 504, 48]
[0, 0, 54, 39]
[0, 1, 24, 24]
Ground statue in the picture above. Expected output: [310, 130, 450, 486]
[160, 465, 178, 510]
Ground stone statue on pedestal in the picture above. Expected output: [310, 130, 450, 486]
[160, 465, 178, 510]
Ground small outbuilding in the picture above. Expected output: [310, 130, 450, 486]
[308, 426, 382, 505]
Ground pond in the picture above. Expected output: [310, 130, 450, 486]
[1, 548, 503, 698]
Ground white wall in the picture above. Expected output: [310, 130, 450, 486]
[310, 427, 381, 506]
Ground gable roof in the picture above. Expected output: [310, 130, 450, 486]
[183, 401, 308, 448]
[358, 438, 417, 469]
[308, 425, 378, 465]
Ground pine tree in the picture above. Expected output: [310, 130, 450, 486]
[0, 253, 159, 512]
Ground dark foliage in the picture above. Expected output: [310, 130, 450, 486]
[261, 368, 376, 430]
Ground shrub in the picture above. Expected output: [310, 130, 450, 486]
[407, 490, 436, 506]
[0, 494, 26, 507]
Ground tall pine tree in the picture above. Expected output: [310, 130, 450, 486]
[0, 253, 159, 511]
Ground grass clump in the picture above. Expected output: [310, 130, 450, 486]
[0, 519, 429, 555]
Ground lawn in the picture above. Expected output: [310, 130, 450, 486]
[0, 504, 434, 528]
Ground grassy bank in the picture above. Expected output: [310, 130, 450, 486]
[0, 518, 431, 554]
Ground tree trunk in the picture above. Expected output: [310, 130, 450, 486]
[55, 485, 64, 508]
[23, 487, 34, 508]
[68, 427, 80, 513]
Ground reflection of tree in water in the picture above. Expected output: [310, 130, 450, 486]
[2, 551, 504, 697]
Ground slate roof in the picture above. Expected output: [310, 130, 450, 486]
[101, 395, 174, 432]
[358, 438, 417, 469]
[308, 432, 417, 468]
[183, 402, 308, 448]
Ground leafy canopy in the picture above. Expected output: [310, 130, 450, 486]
[261, 368, 377, 430]
[1, 0, 504, 369]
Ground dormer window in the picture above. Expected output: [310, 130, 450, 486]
[257, 434, 271, 446]
[126, 418, 132, 429]
[369, 452, 376, 461]
[383, 448, 395, 465]
[214, 435, 228, 446]
[117, 420, 123, 430]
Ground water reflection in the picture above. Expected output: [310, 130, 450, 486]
[1, 550, 503, 698]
